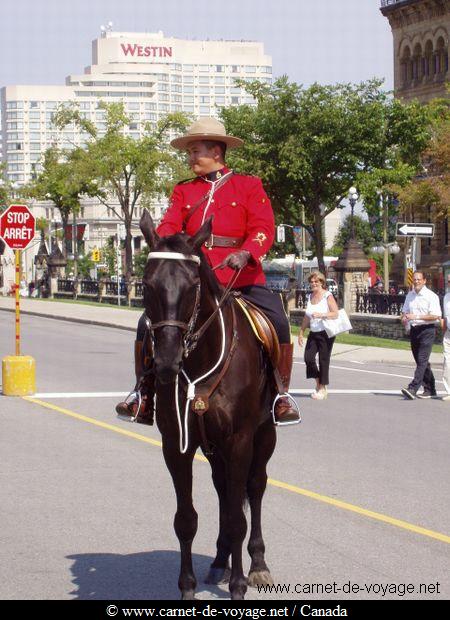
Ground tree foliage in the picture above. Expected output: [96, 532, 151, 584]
[221, 77, 431, 272]
[0, 163, 13, 211]
[52, 102, 191, 279]
[329, 214, 377, 256]
[393, 98, 450, 220]
[24, 147, 99, 255]
[0, 164, 12, 256]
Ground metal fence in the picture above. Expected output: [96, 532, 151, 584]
[57, 279, 75, 294]
[80, 280, 99, 295]
[55, 279, 444, 316]
[105, 281, 128, 297]
[355, 291, 405, 316]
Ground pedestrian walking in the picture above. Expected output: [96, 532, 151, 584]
[401, 271, 442, 400]
[115, 116, 300, 425]
[298, 271, 339, 400]
[442, 275, 450, 401]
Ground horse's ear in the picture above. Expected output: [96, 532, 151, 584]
[140, 209, 159, 249]
[189, 216, 213, 251]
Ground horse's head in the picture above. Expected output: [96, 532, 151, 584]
[139, 210, 213, 384]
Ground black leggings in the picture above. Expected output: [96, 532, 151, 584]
[304, 330, 335, 385]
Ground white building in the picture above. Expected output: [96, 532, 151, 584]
[0, 29, 272, 286]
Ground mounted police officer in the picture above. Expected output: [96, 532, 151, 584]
[116, 117, 300, 425]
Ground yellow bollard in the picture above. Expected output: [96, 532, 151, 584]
[2, 356, 36, 396]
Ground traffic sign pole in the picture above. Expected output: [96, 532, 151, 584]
[0, 204, 36, 396]
[15, 250, 21, 356]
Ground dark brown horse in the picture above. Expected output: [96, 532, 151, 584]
[140, 210, 277, 600]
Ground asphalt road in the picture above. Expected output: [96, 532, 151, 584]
[1, 315, 449, 601]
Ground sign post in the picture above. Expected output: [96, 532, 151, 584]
[0, 204, 36, 396]
[396, 222, 434, 289]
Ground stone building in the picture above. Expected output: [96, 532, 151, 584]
[381, 0, 449, 291]
[380, 0, 449, 103]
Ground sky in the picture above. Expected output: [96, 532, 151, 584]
[1, 0, 394, 90]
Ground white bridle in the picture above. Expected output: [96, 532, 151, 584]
[147, 251, 201, 265]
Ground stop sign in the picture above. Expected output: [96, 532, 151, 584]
[0, 204, 36, 250]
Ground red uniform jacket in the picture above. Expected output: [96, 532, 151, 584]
[157, 168, 274, 288]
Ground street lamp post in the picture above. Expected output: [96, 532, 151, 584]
[348, 186, 358, 239]
[71, 210, 78, 280]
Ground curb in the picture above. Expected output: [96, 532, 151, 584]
[0, 307, 136, 333]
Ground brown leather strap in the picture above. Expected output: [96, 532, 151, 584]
[194, 304, 239, 456]
[182, 172, 234, 231]
[150, 319, 190, 332]
[204, 234, 244, 249]
[192, 306, 239, 416]
[184, 268, 242, 355]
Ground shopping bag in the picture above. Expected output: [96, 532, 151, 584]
[322, 309, 352, 337]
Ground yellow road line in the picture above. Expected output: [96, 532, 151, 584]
[24, 396, 450, 545]
[24, 396, 165, 450]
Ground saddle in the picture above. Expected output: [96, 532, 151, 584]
[234, 296, 281, 367]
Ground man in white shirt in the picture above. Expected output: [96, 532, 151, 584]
[401, 271, 442, 399]
[442, 275, 450, 401]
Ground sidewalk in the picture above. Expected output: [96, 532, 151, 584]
[0, 296, 441, 365]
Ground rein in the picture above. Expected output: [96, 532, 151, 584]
[183, 266, 242, 357]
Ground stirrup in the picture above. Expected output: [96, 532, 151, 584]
[117, 390, 143, 423]
[271, 393, 302, 426]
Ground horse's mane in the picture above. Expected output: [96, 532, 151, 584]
[156, 233, 223, 299]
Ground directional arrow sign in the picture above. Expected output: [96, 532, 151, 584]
[396, 222, 434, 238]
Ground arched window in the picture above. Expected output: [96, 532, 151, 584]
[424, 40, 433, 78]
[400, 45, 412, 85]
[435, 37, 447, 76]
[413, 43, 422, 80]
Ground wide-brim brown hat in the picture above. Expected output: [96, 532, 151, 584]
[170, 117, 244, 150]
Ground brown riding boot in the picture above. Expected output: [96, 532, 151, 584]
[115, 340, 154, 425]
[274, 343, 301, 424]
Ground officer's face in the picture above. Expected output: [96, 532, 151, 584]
[186, 141, 222, 176]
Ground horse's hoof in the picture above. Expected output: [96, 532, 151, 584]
[247, 570, 274, 588]
[204, 566, 231, 585]
[181, 590, 196, 600]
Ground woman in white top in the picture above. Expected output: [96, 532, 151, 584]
[298, 271, 339, 399]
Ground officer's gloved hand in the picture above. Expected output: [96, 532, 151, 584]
[218, 250, 251, 270]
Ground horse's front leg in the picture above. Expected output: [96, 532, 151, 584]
[226, 434, 254, 600]
[205, 454, 231, 585]
[247, 421, 276, 587]
[162, 438, 198, 600]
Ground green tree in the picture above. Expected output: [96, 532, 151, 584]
[99, 235, 118, 278]
[24, 147, 99, 256]
[329, 214, 377, 256]
[221, 77, 431, 273]
[76, 253, 95, 279]
[52, 102, 190, 280]
[0, 164, 12, 257]
[393, 98, 450, 221]
[0, 163, 12, 211]
[133, 245, 150, 279]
